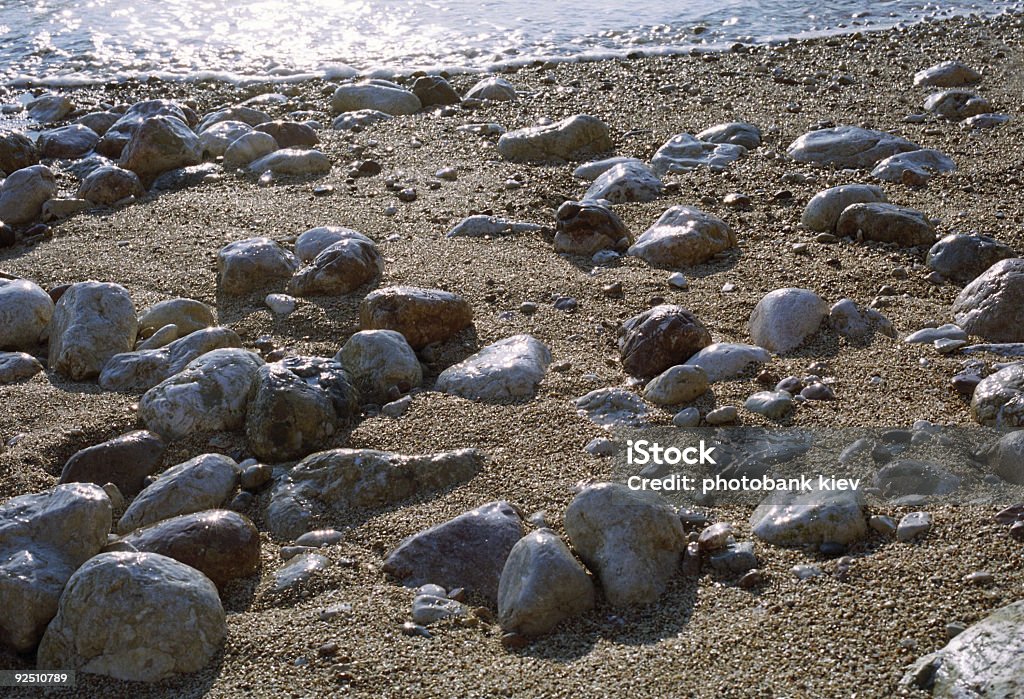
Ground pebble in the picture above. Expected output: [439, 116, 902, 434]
[265, 293, 297, 315]
[705, 406, 738, 425]
[672, 407, 701, 427]
[896, 511, 933, 542]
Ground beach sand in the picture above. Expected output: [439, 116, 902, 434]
[2, 11, 1024, 698]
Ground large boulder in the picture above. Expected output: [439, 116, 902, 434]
[119, 115, 202, 186]
[435, 334, 551, 403]
[36, 552, 227, 682]
[497, 115, 612, 162]
[564, 483, 686, 606]
[48, 281, 137, 381]
[801, 184, 887, 233]
[99, 326, 242, 392]
[217, 237, 299, 296]
[59, 430, 166, 496]
[619, 305, 712, 379]
[267, 448, 484, 539]
[335, 329, 422, 404]
[286, 237, 383, 296]
[787, 126, 920, 169]
[0, 279, 54, 350]
[750, 487, 867, 546]
[331, 80, 421, 115]
[382, 501, 524, 602]
[952, 258, 1024, 342]
[359, 286, 473, 349]
[498, 529, 595, 637]
[0, 164, 58, 224]
[117, 453, 239, 534]
[627, 206, 736, 268]
[748, 288, 827, 354]
[0, 483, 111, 653]
[138, 348, 265, 439]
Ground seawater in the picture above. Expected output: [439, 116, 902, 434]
[0, 0, 1021, 86]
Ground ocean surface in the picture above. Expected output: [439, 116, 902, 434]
[0, 0, 1021, 86]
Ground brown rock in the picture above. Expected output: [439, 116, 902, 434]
[254, 120, 319, 148]
[618, 305, 712, 379]
[359, 286, 473, 349]
[59, 430, 166, 497]
[412, 76, 462, 107]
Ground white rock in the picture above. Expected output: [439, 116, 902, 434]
[913, 61, 982, 87]
[750, 487, 867, 546]
[896, 511, 932, 541]
[627, 205, 736, 268]
[36, 552, 226, 682]
[265, 293, 297, 315]
[925, 89, 990, 121]
[0, 164, 58, 224]
[695, 122, 762, 149]
[643, 364, 709, 405]
[138, 298, 216, 337]
[198, 120, 253, 157]
[575, 388, 648, 428]
[0, 279, 54, 350]
[217, 237, 299, 295]
[331, 109, 392, 131]
[904, 324, 967, 344]
[787, 126, 920, 169]
[871, 148, 955, 185]
[246, 148, 330, 177]
[222, 130, 277, 168]
[331, 80, 421, 115]
[961, 113, 1010, 129]
[117, 453, 239, 533]
[497, 529, 595, 637]
[99, 326, 242, 393]
[48, 281, 137, 381]
[197, 106, 271, 132]
[801, 184, 887, 233]
[564, 483, 685, 606]
[573, 157, 646, 181]
[683, 343, 770, 382]
[0, 483, 111, 652]
[464, 77, 517, 101]
[496, 115, 612, 162]
[435, 334, 551, 402]
[445, 214, 541, 238]
[138, 348, 265, 439]
[748, 288, 827, 353]
[972, 364, 1024, 428]
[651, 133, 745, 175]
[584, 161, 661, 204]
[336, 329, 422, 404]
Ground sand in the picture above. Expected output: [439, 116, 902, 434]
[2, 10, 1024, 698]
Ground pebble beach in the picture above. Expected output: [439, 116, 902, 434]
[2, 9, 1024, 699]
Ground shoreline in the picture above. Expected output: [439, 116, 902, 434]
[2, 10, 1024, 699]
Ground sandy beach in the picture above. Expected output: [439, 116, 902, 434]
[2, 10, 1024, 698]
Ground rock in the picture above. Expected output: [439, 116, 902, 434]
[787, 126, 920, 169]
[953, 259, 1024, 342]
[412, 593, 466, 625]
[874, 459, 960, 498]
[564, 483, 685, 606]
[268, 448, 484, 539]
[138, 298, 216, 338]
[643, 365, 709, 405]
[382, 501, 524, 602]
[914, 61, 982, 87]
[331, 80, 421, 115]
[496, 115, 612, 162]
[336, 329, 423, 404]
[37, 125, 99, 159]
[359, 286, 473, 349]
[331, 109, 392, 132]
[254, 120, 318, 148]
[435, 335, 551, 402]
[446, 214, 541, 238]
[48, 281, 137, 381]
[683, 343, 770, 382]
[650, 133, 746, 175]
[801, 184, 888, 233]
[709, 541, 758, 574]
[828, 298, 872, 339]
[99, 326, 242, 392]
[411, 75, 461, 106]
[76, 165, 145, 205]
[0, 278, 54, 350]
[0, 351, 44, 383]
[27, 93, 74, 123]
[464, 77, 517, 101]
[150, 163, 222, 192]
[896, 511, 932, 541]
[217, 237, 299, 296]
[745, 390, 793, 418]
[197, 120, 252, 157]
[273, 553, 329, 592]
[696, 122, 762, 149]
[222, 131, 278, 168]
[871, 148, 955, 185]
[287, 237, 383, 296]
[139, 348, 264, 439]
[925, 90, 991, 121]
[992, 431, 1024, 485]
[748, 288, 827, 354]
[41, 198, 91, 222]
[0, 164, 58, 224]
[619, 305, 712, 379]
[836, 202, 935, 246]
[573, 156, 646, 181]
[197, 106, 271, 132]
[119, 116, 202, 186]
[97, 100, 191, 158]
[575, 388, 649, 428]
[74, 111, 120, 136]
[497, 529, 594, 637]
[245, 357, 358, 462]
[584, 161, 661, 203]
[927, 234, 1014, 284]
[36, 552, 226, 682]
[59, 430, 165, 496]
[0, 132, 39, 174]
[903, 601, 1024, 697]
[750, 487, 867, 546]
[961, 113, 1010, 129]
[117, 510, 260, 587]
[553, 200, 631, 255]
[0, 483, 111, 653]
[294, 226, 373, 263]
[117, 453, 238, 534]
[904, 324, 966, 344]
[627, 206, 736, 268]
[973, 364, 1024, 428]
[706, 406, 738, 425]
[673, 407, 701, 427]
[246, 148, 330, 177]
